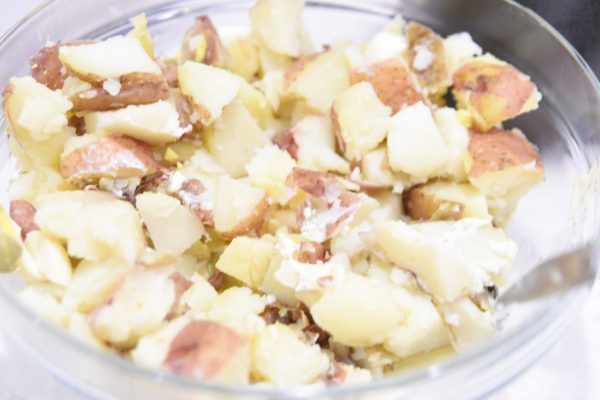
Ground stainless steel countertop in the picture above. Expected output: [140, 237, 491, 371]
[0, 2, 598, 399]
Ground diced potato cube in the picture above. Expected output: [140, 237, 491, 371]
[58, 36, 161, 82]
[35, 191, 145, 265]
[403, 181, 490, 221]
[207, 287, 267, 335]
[204, 100, 270, 178]
[251, 323, 330, 384]
[236, 82, 276, 129]
[8, 167, 69, 204]
[24, 230, 72, 286]
[311, 273, 406, 346]
[465, 127, 544, 198]
[363, 30, 408, 65]
[178, 61, 243, 126]
[332, 82, 391, 160]
[219, 26, 260, 80]
[349, 58, 424, 114]
[128, 13, 154, 57]
[131, 316, 191, 368]
[180, 274, 218, 312]
[443, 32, 482, 75]
[62, 259, 128, 313]
[286, 51, 350, 112]
[440, 297, 495, 351]
[180, 16, 230, 67]
[92, 265, 175, 347]
[452, 54, 541, 131]
[406, 22, 449, 94]
[216, 236, 275, 288]
[136, 192, 205, 255]
[163, 319, 249, 383]
[60, 134, 159, 182]
[433, 107, 469, 181]
[387, 101, 448, 178]
[245, 145, 296, 204]
[250, 0, 304, 57]
[84, 101, 185, 145]
[375, 219, 516, 301]
[291, 115, 350, 174]
[213, 176, 269, 239]
[383, 291, 450, 358]
[3, 76, 72, 142]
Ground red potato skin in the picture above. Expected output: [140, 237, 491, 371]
[70, 73, 170, 112]
[217, 195, 270, 240]
[163, 320, 245, 379]
[181, 16, 231, 67]
[272, 129, 299, 160]
[285, 167, 337, 198]
[284, 53, 321, 85]
[453, 62, 536, 122]
[406, 22, 448, 90]
[298, 241, 327, 263]
[60, 134, 160, 181]
[324, 192, 361, 238]
[9, 200, 39, 240]
[167, 272, 193, 319]
[349, 59, 425, 114]
[467, 128, 543, 178]
[29, 40, 95, 90]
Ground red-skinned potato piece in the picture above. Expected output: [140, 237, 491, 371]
[298, 241, 327, 263]
[466, 127, 544, 198]
[406, 22, 449, 93]
[163, 320, 247, 380]
[272, 129, 299, 160]
[60, 134, 160, 182]
[285, 167, 335, 198]
[181, 16, 231, 67]
[167, 272, 193, 319]
[453, 60, 538, 130]
[9, 200, 39, 240]
[71, 72, 170, 112]
[349, 59, 425, 114]
[29, 40, 95, 90]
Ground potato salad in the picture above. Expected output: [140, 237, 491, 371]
[0, 0, 544, 386]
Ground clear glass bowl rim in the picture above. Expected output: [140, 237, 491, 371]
[0, 0, 598, 398]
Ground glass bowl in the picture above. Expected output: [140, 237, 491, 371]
[0, 0, 598, 399]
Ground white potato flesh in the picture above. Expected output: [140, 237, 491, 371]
[213, 176, 267, 236]
[293, 115, 350, 174]
[84, 101, 185, 145]
[245, 145, 296, 204]
[207, 287, 267, 336]
[250, 0, 304, 57]
[35, 191, 145, 266]
[8, 167, 66, 204]
[178, 61, 243, 125]
[433, 107, 469, 181]
[180, 273, 218, 312]
[440, 297, 495, 351]
[62, 259, 128, 313]
[383, 291, 450, 358]
[205, 100, 270, 178]
[251, 323, 329, 384]
[375, 219, 516, 302]
[443, 32, 482, 75]
[363, 31, 408, 65]
[216, 236, 275, 288]
[136, 192, 205, 255]
[58, 36, 161, 79]
[311, 273, 406, 346]
[333, 82, 391, 160]
[406, 181, 490, 220]
[93, 266, 175, 347]
[24, 231, 72, 286]
[4, 76, 72, 142]
[288, 51, 350, 112]
[131, 316, 191, 368]
[387, 101, 449, 178]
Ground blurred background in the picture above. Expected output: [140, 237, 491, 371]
[519, 0, 600, 75]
